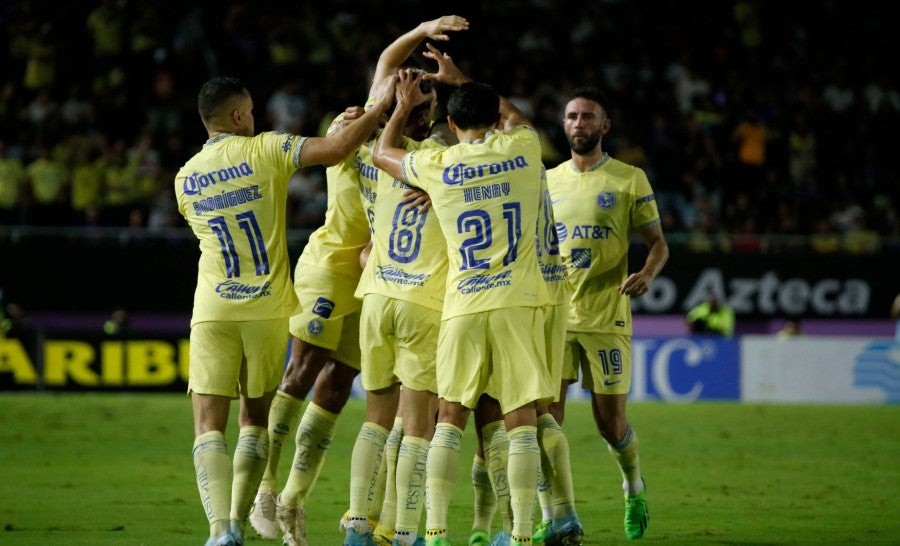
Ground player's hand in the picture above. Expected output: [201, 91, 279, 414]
[402, 188, 432, 212]
[618, 272, 653, 296]
[420, 15, 469, 41]
[340, 106, 366, 127]
[422, 43, 470, 87]
[395, 69, 432, 109]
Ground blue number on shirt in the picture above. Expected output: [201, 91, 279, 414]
[388, 202, 426, 263]
[366, 208, 375, 235]
[237, 211, 270, 275]
[457, 202, 522, 271]
[541, 192, 560, 256]
[502, 202, 521, 266]
[598, 348, 623, 375]
[208, 211, 270, 278]
[458, 210, 491, 270]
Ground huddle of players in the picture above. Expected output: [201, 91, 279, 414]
[180, 14, 668, 546]
[269, 14, 665, 546]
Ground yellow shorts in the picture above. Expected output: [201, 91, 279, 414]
[289, 264, 362, 368]
[562, 331, 632, 395]
[188, 318, 289, 398]
[544, 303, 568, 401]
[438, 307, 553, 414]
[359, 293, 439, 393]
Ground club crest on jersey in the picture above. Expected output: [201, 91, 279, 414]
[596, 191, 616, 209]
[307, 319, 324, 336]
[312, 297, 335, 318]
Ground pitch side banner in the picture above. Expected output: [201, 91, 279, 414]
[0, 334, 191, 392]
[628, 252, 895, 320]
[2, 334, 743, 397]
[741, 336, 899, 403]
[3, 334, 897, 404]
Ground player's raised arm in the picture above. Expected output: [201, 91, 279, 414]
[369, 15, 469, 97]
[423, 42, 531, 132]
[298, 73, 397, 167]
[421, 42, 472, 88]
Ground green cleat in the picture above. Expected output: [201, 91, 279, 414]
[533, 516, 583, 545]
[532, 520, 552, 544]
[624, 489, 649, 539]
[468, 529, 491, 546]
[426, 537, 451, 546]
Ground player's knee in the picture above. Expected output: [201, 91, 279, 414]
[281, 351, 329, 394]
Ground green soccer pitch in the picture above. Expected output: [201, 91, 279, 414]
[1, 393, 899, 545]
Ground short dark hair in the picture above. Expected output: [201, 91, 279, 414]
[567, 87, 611, 117]
[198, 76, 247, 123]
[447, 82, 500, 130]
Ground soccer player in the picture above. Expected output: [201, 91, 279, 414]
[531, 170, 584, 545]
[343, 15, 467, 546]
[467, 165, 583, 546]
[373, 46, 554, 546]
[345, 107, 448, 546]
[545, 87, 670, 540]
[175, 74, 395, 546]
[250, 16, 468, 546]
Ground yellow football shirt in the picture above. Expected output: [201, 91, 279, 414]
[537, 169, 568, 305]
[546, 154, 660, 334]
[401, 125, 549, 319]
[296, 150, 371, 276]
[175, 131, 304, 325]
[356, 134, 448, 312]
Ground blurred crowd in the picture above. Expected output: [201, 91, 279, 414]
[1, 0, 897, 253]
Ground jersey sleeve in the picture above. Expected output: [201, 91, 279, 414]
[631, 168, 660, 230]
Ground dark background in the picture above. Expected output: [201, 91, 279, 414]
[1, 1, 898, 320]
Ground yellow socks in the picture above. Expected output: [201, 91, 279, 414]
[259, 391, 303, 491]
[378, 417, 403, 527]
[395, 435, 430, 536]
[507, 425, 540, 541]
[348, 421, 389, 522]
[280, 402, 337, 506]
[231, 426, 269, 522]
[483, 420, 511, 532]
[470, 454, 497, 532]
[193, 430, 231, 537]
[608, 424, 644, 496]
[537, 412, 576, 519]
[424, 423, 463, 534]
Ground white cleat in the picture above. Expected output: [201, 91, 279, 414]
[249, 489, 279, 540]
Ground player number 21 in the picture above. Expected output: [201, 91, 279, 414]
[457, 202, 521, 270]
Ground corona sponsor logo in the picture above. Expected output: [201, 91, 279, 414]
[441, 155, 529, 185]
[182, 162, 254, 196]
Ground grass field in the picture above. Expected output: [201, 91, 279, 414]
[1, 393, 899, 545]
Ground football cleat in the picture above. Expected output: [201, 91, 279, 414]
[624, 488, 649, 539]
[249, 489, 279, 540]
